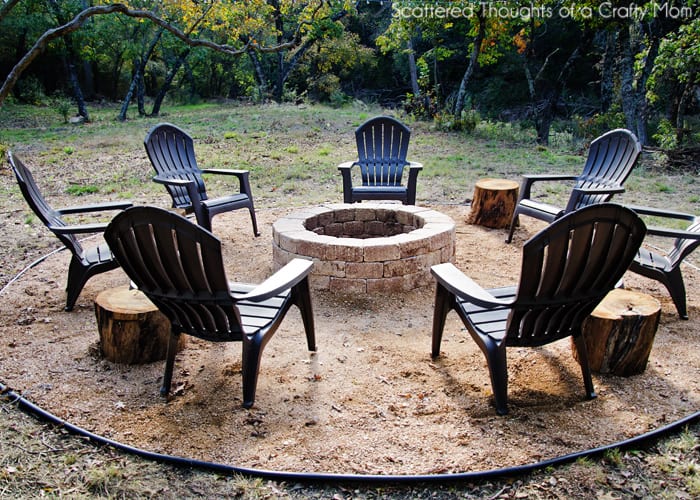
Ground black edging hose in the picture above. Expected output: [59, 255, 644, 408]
[2, 248, 700, 485]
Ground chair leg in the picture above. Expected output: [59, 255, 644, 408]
[431, 284, 452, 358]
[292, 279, 316, 352]
[241, 333, 265, 408]
[248, 206, 261, 237]
[65, 258, 89, 311]
[664, 268, 688, 320]
[505, 209, 519, 244]
[160, 331, 181, 396]
[572, 334, 596, 400]
[483, 343, 509, 415]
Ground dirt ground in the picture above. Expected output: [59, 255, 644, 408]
[1, 204, 698, 476]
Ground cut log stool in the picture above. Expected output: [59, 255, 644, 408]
[575, 289, 661, 376]
[95, 286, 185, 364]
[468, 178, 519, 229]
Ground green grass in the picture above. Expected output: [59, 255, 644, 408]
[2, 100, 698, 214]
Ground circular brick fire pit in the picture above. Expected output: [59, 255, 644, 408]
[272, 204, 455, 293]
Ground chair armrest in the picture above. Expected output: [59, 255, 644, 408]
[521, 173, 579, 181]
[234, 259, 313, 302]
[338, 161, 358, 203]
[644, 227, 700, 239]
[201, 168, 249, 178]
[407, 161, 423, 171]
[152, 174, 194, 187]
[49, 222, 109, 235]
[337, 161, 357, 170]
[57, 201, 133, 215]
[626, 205, 696, 222]
[624, 206, 699, 238]
[201, 168, 252, 197]
[518, 173, 579, 200]
[431, 263, 512, 308]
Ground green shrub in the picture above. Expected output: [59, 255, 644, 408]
[573, 108, 626, 141]
[53, 95, 72, 123]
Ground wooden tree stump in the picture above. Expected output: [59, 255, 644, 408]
[94, 286, 185, 365]
[575, 289, 661, 376]
[468, 178, 519, 229]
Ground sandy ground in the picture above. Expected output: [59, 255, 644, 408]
[1, 204, 698, 475]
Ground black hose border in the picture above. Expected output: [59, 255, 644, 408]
[2, 247, 699, 485]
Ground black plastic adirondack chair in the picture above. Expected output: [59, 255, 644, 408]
[8, 152, 132, 311]
[338, 116, 422, 205]
[144, 123, 259, 235]
[432, 203, 646, 415]
[627, 205, 700, 320]
[506, 129, 642, 243]
[104, 206, 316, 408]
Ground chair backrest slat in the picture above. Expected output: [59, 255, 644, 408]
[105, 207, 243, 341]
[9, 152, 83, 255]
[145, 123, 207, 208]
[355, 116, 410, 186]
[508, 204, 646, 347]
[573, 129, 642, 209]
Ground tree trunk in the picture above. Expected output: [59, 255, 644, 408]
[600, 30, 617, 113]
[407, 38, 420, 97]
[66, 59, 90, 121]
[578, 289, 660, 376]
[118, 59, 140, 121]
[454, 7, 485, 117]
[151, 50, 189, 116]
[248, 49, 268, 100]
[118, 29, 162, 121]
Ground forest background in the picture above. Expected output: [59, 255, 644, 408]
[0, 0, 698, 162]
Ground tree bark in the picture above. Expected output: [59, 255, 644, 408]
[95, 286, 185, 365]
[407, 38, 420, 97]
[600, 30, 617, 113]
[118, 28, 162, 121]
[151, 49, 190, 116]
[454, 7, 485, 117]
[578, 289, 660, 376]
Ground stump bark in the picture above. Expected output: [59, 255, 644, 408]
[468, 178, 519, 229]
[576, 289, 661, 376]
[94, 286, 185, 364]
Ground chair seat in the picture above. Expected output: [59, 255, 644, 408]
[353, 185, 407, 194]
[455, 286, 516, 343]
[518, 199, 562, 221]
[230, 283, 292, 335]
[82, 242, 116, 265]
[634, 248, 670, 272]
[202, 193, 252, 210]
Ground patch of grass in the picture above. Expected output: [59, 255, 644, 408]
[603, 448, 624, 468]
[317, 144, 333, 156]
[65, 184, 99, 196]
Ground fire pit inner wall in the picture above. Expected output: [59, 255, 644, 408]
[272, 204, 456, 293]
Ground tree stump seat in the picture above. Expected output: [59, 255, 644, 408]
[94, 286, 185, 365]
[468, 178, 519, 229]
[576, 288, 661, 376]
